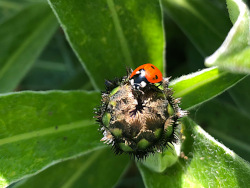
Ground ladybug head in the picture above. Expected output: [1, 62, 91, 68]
[130, 69, 149, 90]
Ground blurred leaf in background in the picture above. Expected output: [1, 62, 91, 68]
[0, 2, 58, 93]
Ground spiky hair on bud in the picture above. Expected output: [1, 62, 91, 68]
[94, 69, 186, 160]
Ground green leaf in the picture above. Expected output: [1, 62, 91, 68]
[161, 0, 232, 56]
[0, 2, 58, 93]
[189, 99, 250, 161]
[227, 0, 240, 24]
[0, 91, 104, 187]
[138, 117, 250, 187]
[229, 75, 250, 117]
[48, 0, 165, 90]
[205, 0, 250, 74]
[169, 67, 245, 110]
[141, 144, 178, 173]
[0, 1, 25, 23]
[13, 148, 130, 188]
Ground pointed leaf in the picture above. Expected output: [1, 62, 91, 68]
[138, 117, 250, 187]
[169, 67, 245, 110]
[0, 91, 103, 187]
[48, 0, 165, 90]
[205, 0, 250, 74]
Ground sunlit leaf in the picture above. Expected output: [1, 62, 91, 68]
[205, 0, 250, 74]
[138, 117, 250, 187]
[48, 0, 165, 90]
[169, 67, 245, 110]
[0, 91, 103, 187]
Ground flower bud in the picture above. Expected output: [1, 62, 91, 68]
[95, 69, 186, 159]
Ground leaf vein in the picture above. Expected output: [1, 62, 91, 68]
[0, 120, 95, 146]
[107, 0, 133, 67]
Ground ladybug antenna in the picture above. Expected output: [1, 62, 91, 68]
[126, 66, 133, 76]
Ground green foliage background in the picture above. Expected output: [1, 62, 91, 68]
[0, 0, 250, 187]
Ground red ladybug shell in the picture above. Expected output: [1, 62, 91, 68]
[130, 64, 163, 83]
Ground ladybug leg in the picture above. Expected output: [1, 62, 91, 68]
[132, 87, 144, 95]
[139, 89, 145, 95]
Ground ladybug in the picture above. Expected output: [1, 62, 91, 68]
[130, 63, 163, 89]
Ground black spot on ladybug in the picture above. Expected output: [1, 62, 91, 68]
[155, 75, 158, 80]
[151, 65, 155, 69]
